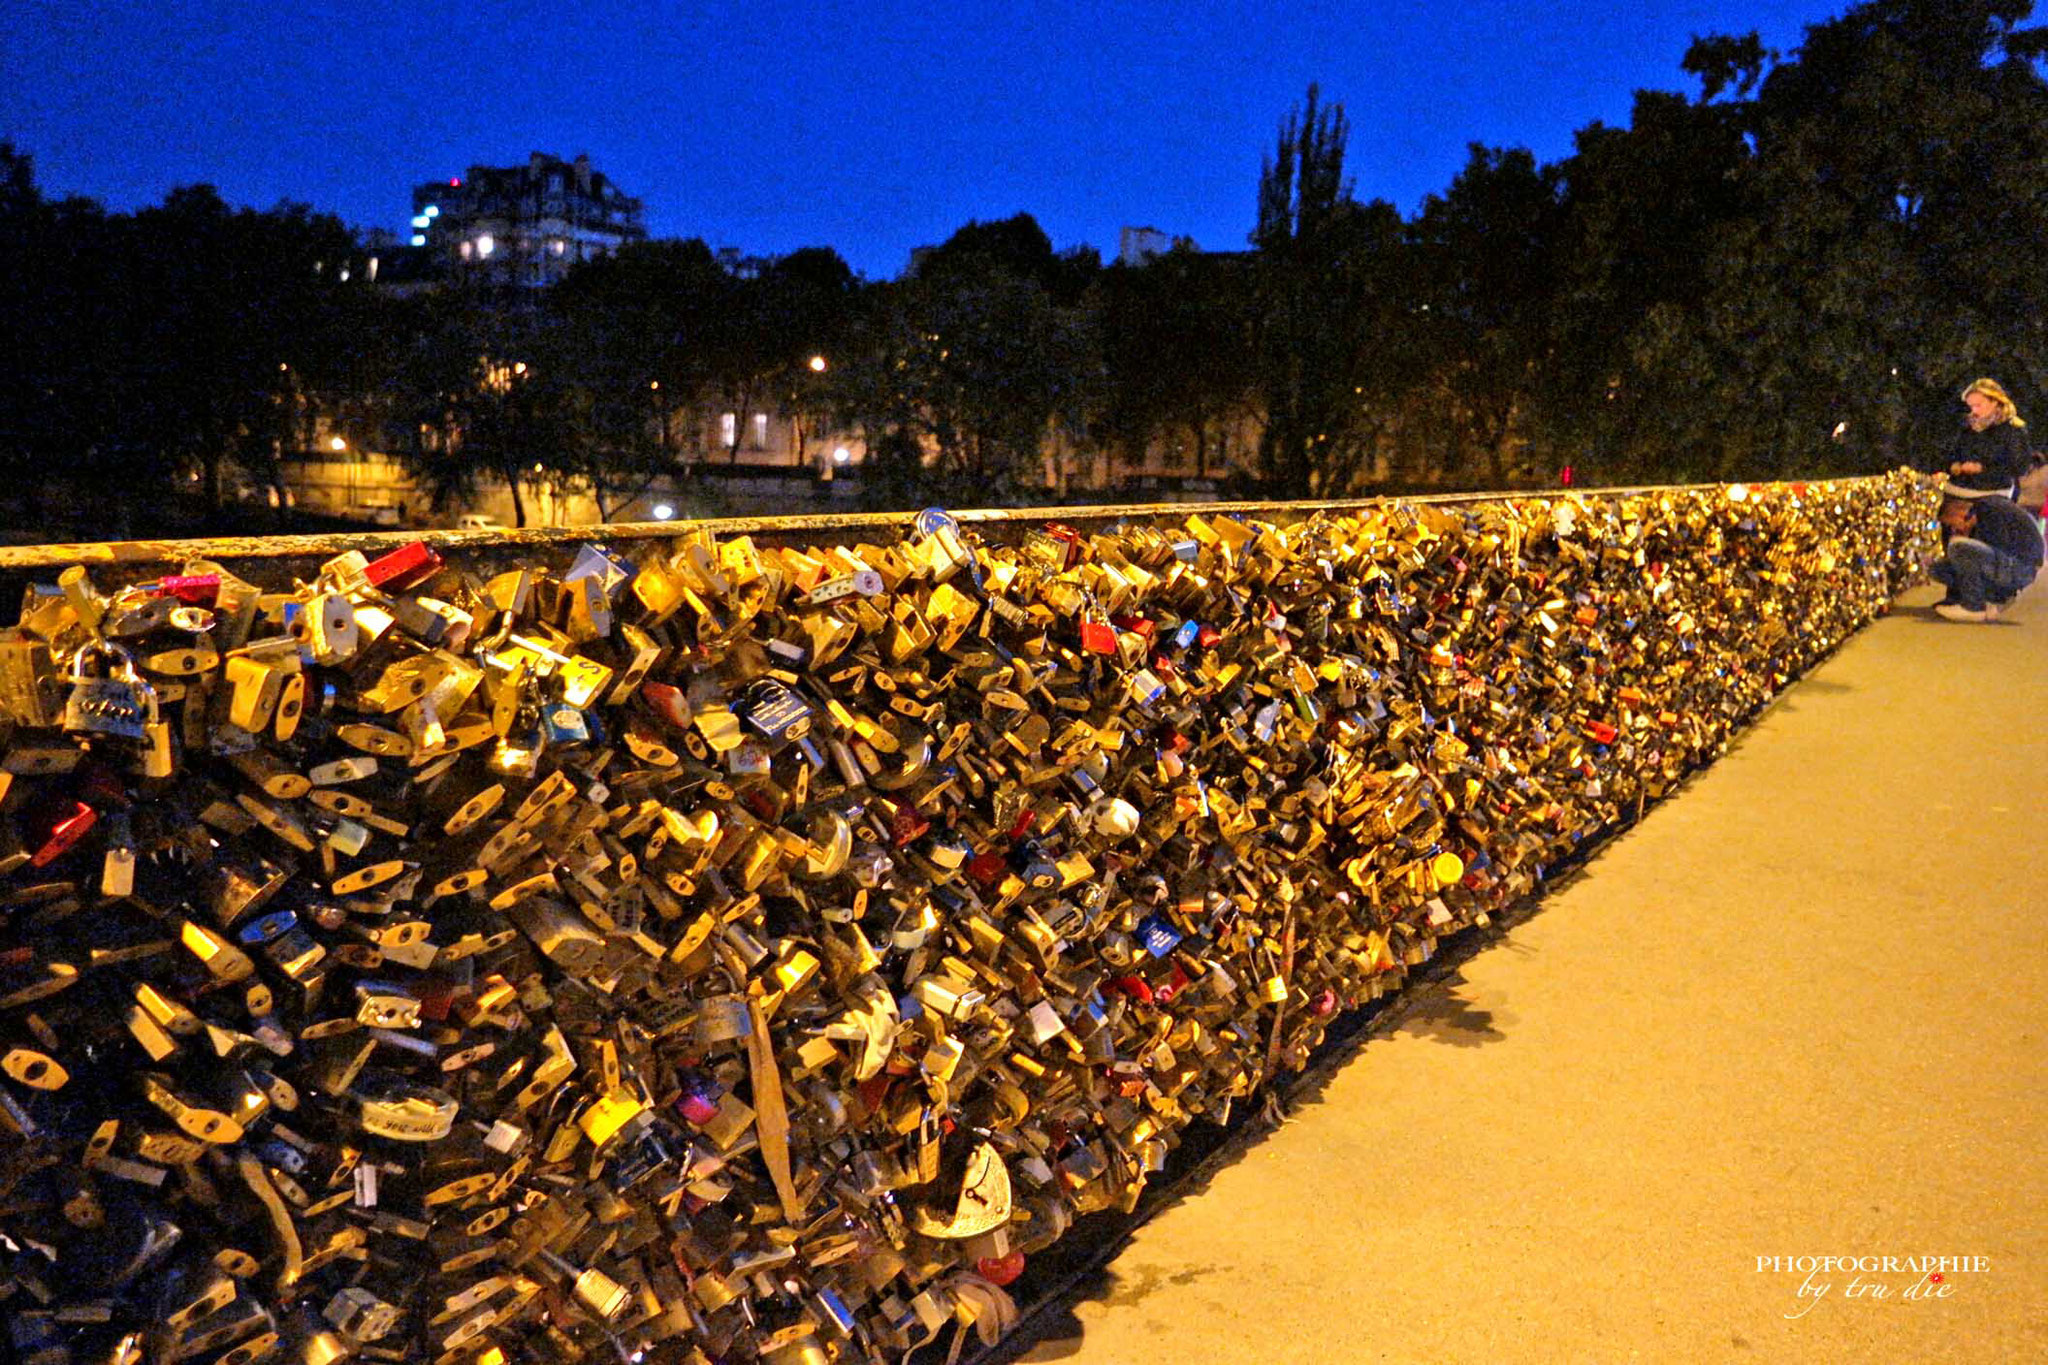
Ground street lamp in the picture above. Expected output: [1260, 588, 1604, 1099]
[793, 356, 829, 468]
[329, 436, 347, 452]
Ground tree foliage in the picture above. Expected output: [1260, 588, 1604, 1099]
[12, 1, 2048, 532]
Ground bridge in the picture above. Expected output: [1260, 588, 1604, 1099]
[992, 575, 2048, 1365]
[0, 480, 2034, 1365]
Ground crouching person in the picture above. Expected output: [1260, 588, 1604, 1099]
[1932, 493, 2044, 622]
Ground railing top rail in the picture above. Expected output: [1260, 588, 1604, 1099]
[0, 478, 1881, 572]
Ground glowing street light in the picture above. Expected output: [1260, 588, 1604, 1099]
[808, 355, 828, 373]
[652, 503, 676, 521]
[329, 436, 347, 452]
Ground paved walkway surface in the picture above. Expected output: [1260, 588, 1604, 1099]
[1001, 581, 2048, 1365]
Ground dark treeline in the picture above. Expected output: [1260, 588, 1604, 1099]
[4, 0, 2047, 530]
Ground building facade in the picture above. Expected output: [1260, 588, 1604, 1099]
[1117, 225, 1173, 266]
[410, 152, 647, 288]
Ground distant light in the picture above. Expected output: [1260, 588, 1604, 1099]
[449, 178, 460, 187]
[512, 361, 526, 375]
[411, 215, 431, 229]
[329, 436, 347, 452]
[1728, 483, 1750, 502]
[279, 362, 289, 371]
[808, 354, 827, 373]
[652, 503, 675, 521]
[1831, 421, 1849, 439]
[477, 234, 495, 258]
[338, 268, 350, 282]
[649, 380, 660, 390]
[832, 446, 851, 465]
[532, 462, 544, 472]
[411, 234, 427, 247]
[424, 204, 440, 217]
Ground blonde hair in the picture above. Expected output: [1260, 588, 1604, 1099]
[1961, 377, 2026, 428]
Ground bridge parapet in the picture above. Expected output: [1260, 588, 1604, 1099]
[0, 477, 1935, 1365]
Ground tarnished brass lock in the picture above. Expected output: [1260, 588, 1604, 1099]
[0, 630, 63, 727]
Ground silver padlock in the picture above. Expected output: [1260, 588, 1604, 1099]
[61, 642, 157, 741]
[300, 592, 361, 666]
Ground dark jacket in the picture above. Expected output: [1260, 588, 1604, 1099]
[1937, 421, 2033, 494]
[1958, 494, 2046, 567]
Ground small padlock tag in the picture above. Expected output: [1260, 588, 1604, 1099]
[101, 812, 136, 897]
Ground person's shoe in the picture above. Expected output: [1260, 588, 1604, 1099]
[1936, 603, 1989, 622]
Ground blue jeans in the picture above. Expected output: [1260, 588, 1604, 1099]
[1930, 537, 2037, 610]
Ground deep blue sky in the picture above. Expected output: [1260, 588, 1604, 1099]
[4, 1, 1846, 278]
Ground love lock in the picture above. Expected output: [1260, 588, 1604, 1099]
[909, 1140, 1014, 1240]
[61, 641, 157, 742]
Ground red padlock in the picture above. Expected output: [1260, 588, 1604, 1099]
[640, 682, 691, 730]
[965, 851, 1007, 889]
[977, 1251, 1026, 1287]
[1042, 523, 1081, 570]
[29, 801, 97, 869]
[149, 573, 221, 606]
[364, 542, 444, 592]
[1079, 618, 1118, 656]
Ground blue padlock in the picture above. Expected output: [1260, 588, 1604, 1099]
[539, 702, 590, 747]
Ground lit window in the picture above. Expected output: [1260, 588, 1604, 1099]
[476, 235, 495, 258]
[411, 234, 427, 247]
[720, 413, 737, 447]
[459, 241, 473, 260]
[752, 414, 768, 446]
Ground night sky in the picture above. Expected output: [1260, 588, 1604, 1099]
[5, 1, 1843, 279]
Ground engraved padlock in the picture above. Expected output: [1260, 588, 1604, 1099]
[61, 641, 156, 741]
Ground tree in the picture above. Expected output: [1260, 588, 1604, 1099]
[830, 215, 1098, 504]
[1095, 246, 1256, 479]
[1250, 85, 1407, 497]
[1644, 1, 2048, 477]
[100, 186, 359, 511]
[0, 145, 119, 520]
[1409, 145, 1565, 487]
[377, 290, 588, 528]
[1542, 85, 1759, 481]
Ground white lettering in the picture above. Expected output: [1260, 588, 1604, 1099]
[1785, 1271, 1831, 1319]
